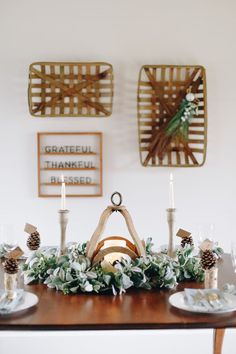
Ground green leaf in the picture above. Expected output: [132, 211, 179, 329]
[121, 274, 133, 289]
[86, 271, 97, 279]
[84, 283, 93, 292]
[66, 271, 74, 282]
[103, 274, 112, 285]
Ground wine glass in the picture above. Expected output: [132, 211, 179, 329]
[197, 223, 215, 246]
[0, 224, 18, 253]
[231, 242, 236, 273]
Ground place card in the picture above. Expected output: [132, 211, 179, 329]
[6, 246, 24, 259]
[24, 223, 37, 234]
[176, 228, 191, 238]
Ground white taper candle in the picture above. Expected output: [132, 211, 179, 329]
[61, 175, 66, 210]
[169, 173, 175, 209]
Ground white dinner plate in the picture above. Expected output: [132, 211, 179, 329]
[0, 291, 39, 316]
[169, 291, 236, 314]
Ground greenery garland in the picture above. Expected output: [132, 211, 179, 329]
[22, 239, 208, 295]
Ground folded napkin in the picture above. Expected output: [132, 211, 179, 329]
[0, 290, 24, 315]
[223, 283, 236, 295]
[184, 288, 233, 312]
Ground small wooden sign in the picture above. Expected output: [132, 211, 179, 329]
[24, 223, 37, 234]
[38, 132, 103, 197]
[6, 246, 24, 259]
[176, 228, 191, 239]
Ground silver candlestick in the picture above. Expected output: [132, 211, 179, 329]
[166, 208, 176, 258]
[58, 209, 69, 256]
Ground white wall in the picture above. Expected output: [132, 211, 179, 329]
[0, 0, 236, 353]
[0, 0, 236, 251]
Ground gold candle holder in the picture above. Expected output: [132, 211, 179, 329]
[4, 273, 17, 300]
[204, 267, 218, 289]
[58, 209, 69, 256]
[166, 208, 176, 258]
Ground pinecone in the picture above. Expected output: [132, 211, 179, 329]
[4, 258, 19, 274]
[201, 249, 216, 270]
[27, 231, 40, 250]
[181, 236, 194, 248]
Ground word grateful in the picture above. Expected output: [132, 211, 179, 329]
[44, 146, 93, 153]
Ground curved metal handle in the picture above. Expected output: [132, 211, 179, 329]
[111, 192, 123, 207]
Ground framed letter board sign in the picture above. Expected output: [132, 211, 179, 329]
[38, 132, 102, 197]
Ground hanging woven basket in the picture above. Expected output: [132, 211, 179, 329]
[86, 192, 146, 264]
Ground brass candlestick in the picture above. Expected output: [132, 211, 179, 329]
[166, 208, 176, 258]
[58, 209, 69, 256]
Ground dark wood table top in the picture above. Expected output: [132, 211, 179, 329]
[0, 255, 235, 331]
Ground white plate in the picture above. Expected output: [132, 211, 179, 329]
[169, 291, 236, 314]
[0, 291, 39, 316]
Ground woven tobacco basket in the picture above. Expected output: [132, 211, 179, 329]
[28, 62, 113, 118]
[137, 65, 207, 167]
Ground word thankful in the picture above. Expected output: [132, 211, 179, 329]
[45, 161, 95, 169]
[44, 146, 93, 153]
[51, 177, 92, 184]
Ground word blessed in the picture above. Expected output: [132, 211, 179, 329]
[44, 145, 93, 153]
[51, 176, 92, 184]
[45, 161, 95, 169]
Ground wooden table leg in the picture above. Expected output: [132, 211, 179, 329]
[213, 328, 225, 354]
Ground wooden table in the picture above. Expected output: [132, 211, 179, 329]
[0, 255, 235, 354]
